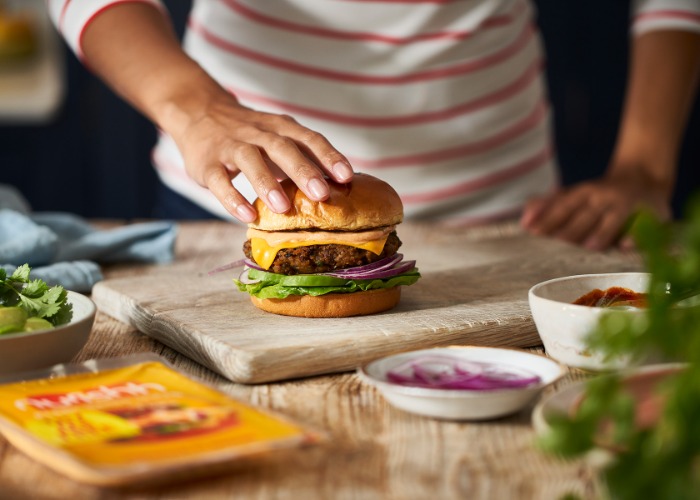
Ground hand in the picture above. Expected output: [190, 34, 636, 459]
[78, 2, 355, 224]
[169, 90, 354, 223]
[520, 175, 672, 251]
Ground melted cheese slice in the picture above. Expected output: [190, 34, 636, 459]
[247, 226, 394, 270]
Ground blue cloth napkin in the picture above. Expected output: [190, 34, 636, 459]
[0, 185, 177, 292]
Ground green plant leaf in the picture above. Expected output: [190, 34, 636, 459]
[539, 197, 700, 499]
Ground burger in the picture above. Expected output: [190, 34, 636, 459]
[233, 173, 420, 317]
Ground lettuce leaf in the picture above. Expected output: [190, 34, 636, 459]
[235, 269, 421, 299]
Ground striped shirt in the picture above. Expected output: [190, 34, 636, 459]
[49, 0, 700, 225]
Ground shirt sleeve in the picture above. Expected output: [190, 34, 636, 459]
[632, 0, 700, 36]
[46, 0, 167, 60]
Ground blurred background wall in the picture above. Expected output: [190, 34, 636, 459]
[1, 0, 698, 219]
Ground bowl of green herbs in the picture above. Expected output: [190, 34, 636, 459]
[0, 264, 95, 375]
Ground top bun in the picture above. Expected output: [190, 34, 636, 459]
[250, 173, 403, 231]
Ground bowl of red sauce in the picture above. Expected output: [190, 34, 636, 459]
[528, 272, 649, 371]
[358, 346, 564, 420]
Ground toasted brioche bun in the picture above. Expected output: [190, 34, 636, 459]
[246, 173, 407, 318]
[250, 288, 401, 318]
[249, 173, 403, 231]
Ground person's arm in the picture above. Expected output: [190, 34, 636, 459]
[521, 29, 700, 250]
[71, 3, 353, 222]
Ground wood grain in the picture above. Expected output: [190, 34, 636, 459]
[91, 222, 640, 383]
[0, 221, 637, 499]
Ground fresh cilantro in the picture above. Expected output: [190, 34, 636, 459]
[0, 264, 73, 326]
[538, 198, 700, 499]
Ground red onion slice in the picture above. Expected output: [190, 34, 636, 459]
[208, 259, 247, 276]
[237, 268, 261, 285]
[244, 258, 265, 271]
[321, 254, 413, 279]
[386, 356, 542, 391]
[325, 260, 416, 280]
[212, 252, 415, 281]
[329, 254, 404, 275]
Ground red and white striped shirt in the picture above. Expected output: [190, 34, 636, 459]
[48, 0, 700, 224]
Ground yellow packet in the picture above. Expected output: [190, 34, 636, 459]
[0, 354, 319, 486]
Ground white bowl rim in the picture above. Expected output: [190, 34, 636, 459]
[528, 272, 650, 310]
[358, 346, 565, 399]
[0, 290, 96, 340]
[532, 361, 688, 436]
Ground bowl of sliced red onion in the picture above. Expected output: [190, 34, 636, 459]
[358, 346, 564, 420]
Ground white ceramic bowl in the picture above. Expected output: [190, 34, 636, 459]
[0, 291, 96, 375]
[358, 346, 564, 420]
[528, 272, 649, 371]
[532, 362, 686, 457]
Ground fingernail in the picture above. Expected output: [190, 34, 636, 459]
[332, 162, 353, 181]
[307, 177, 329, 200]
[236, 204, 257, 222]
[268, 189, 290, 212]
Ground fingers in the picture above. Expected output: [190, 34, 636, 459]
[523, 190, 586, 237]
[273, 114, 354, 183]
[211, 130, 324, 210]
[223, 142, 292, 213]
[237, 116, 354, 207]
[199, 164, 258, 223]
[522, 174, 674, 251]
[582, 209, 630, 250]
[520, 195, 551, 229]
[295, 130, 354, 183]
[174, 102, 354, 220]
[522, 183, 642, 251]
[253, 132, 331, 202]
[554, 208, 603, 245]
[223, 113, 354, 210]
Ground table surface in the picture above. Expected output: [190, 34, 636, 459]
[0, 221, 638, 500]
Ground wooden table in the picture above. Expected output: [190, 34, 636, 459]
[0, 221, 639, 500]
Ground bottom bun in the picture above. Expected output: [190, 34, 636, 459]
[250, 287, 401, 318]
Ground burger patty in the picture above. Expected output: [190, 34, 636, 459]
[244, 231, 402, 275]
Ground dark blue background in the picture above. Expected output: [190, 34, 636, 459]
[1, 1, 698, 219]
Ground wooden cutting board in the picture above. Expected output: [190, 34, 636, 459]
[91, 223, 640, 384]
